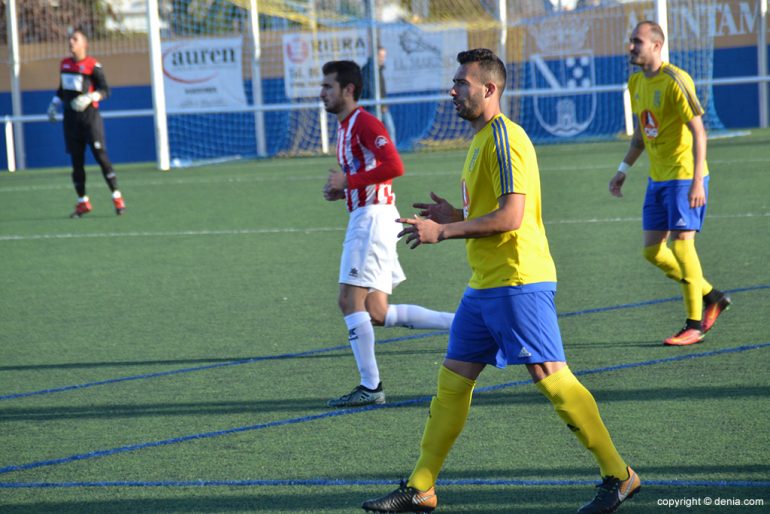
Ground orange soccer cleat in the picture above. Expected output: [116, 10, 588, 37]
[113, 195, 126, 215]
[663, 326, 704, 346]
[70, 199, 92, 218]
[702, 294, 731, 333]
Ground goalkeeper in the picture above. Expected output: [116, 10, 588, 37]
[48, 27, 125, 218]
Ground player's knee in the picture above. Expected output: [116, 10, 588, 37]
[337, 295, 350, 314]
[367, 309, 386, 326]
[364, 297, 388, 326]
[338, 293, 364, 316]
[643, 244, 664, 265]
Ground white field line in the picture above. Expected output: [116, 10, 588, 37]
[1, 157, 769, 193]
[1, 212, 768, 242]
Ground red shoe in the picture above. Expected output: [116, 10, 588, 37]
[70, 199, 92, 218]
[113, 196, 126, 215]
[664, 327, 704, 346]
[702, 295, 731, 333]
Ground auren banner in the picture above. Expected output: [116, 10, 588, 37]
[162, 37, 247, 112]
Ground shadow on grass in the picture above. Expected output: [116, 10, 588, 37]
[0, 347, 444, 373]
[334, 462, 770, 481]
[2, 383, 766, 421]
[472, 384, 770, 407]
[2, 484, 768, 513]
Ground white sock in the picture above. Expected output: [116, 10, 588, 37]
[384, 304, 454, 330]
[78, 196, 89, 203]
[344, 311, 379, 390]
[112, 190, 122, 199]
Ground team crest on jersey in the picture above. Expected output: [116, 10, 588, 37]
[640, 110, 659, 139]
[374, 136, 388, 148]
[528, 20, 596, 137]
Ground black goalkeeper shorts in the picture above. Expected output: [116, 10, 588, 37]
[63, 109, 107, 154]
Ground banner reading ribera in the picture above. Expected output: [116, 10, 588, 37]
[282, 30, 369, 99]
[162, 37, 247, 112]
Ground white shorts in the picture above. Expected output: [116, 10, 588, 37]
[339, 204, 406, 295]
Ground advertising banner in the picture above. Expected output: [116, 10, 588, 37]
[379, 24, 468, 94]
[162, 37, 247, 111]
[282, 30, 369, 98]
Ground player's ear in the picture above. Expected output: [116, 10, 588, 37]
[484, 82, 496, 98]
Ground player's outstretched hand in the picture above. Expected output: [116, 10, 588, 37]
[413, 192, 458, 224]
[397, 214, 443, 249]
[609, 171, 626, 198]
[47, 102, 58, 122]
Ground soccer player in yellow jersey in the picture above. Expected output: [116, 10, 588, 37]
[362, 48, 640, 514]
[610, 21, 731, 346]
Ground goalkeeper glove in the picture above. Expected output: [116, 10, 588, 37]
[47, 97, 61, 122]
[70, 91, 101, 112]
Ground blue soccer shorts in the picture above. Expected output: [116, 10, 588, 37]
[446, 284, 566, 368]
[642, 176, 709, 232]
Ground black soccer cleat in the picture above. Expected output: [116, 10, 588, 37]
[362, 479, 437, 513]
[578, 467, 641, 514]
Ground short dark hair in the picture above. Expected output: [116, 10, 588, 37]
[635, 20, 666, 44]
[457, 48, 507, 93]
[69, 25, 89, 39]
[322, 60, 363, 101]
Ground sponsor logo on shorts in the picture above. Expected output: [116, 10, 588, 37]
[374, 136, 388, 148]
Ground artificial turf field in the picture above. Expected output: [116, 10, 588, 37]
[1, 130, 768, 513]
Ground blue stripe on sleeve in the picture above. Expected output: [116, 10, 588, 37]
[491, 120, 506, 193]
[492, 118, 514, 194]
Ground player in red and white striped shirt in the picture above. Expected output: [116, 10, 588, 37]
[321, 60, 454, 408]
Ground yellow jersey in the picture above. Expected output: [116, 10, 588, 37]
[628, 62, 708, 182]
[461, 114, 557, 289]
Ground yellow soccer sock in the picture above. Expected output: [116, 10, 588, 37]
[408, 366, 476, 491]
[536, 367, 628, 479]
[671, 239, 705, 322]
[644, 242, 713, 297]
[643, 242, 682, 281]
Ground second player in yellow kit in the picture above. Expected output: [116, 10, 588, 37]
[628, 61, 709, 182]
[610, 21, 731, 346]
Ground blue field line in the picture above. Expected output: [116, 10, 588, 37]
[0, 478, 768, 489]
[475, 341, 770, 393]
[557, 284, 770, 318]
[1, 341, 768, 477]
[0, 332, 446, 401]
[2, 283, 768, 402]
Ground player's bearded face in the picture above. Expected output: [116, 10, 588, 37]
[628, 27, 656, 66]
[320, 74, 344, 114]
[451, 65, 485, 121]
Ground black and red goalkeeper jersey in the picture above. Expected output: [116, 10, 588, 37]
[56, 56, 110, 111]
